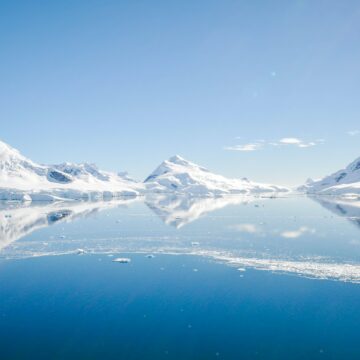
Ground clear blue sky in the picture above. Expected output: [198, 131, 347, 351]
[1, 0, 360, 185]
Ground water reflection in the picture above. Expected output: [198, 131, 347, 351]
[311, 196, 360, 229]
[0, 197, 139, 250]
[145, 194, 255, 228]
[1, 195, 360, 283]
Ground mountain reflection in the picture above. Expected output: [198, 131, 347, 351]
[1, 195, 360, 283]
[2, 195, 360, 250]
[145, 194, 256, 228]
[0, 198, 138, 250]
[311, 196, 360, 228]
[0, 195, 258, 247]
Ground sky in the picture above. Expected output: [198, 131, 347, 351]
[1, 0, 360, 186]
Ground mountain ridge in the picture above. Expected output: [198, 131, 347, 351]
[1, 139, 289, 201]
[0, 140, 141, 201]
[144, 154, 289, 195]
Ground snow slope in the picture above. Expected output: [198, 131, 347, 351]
[0, 140, 142, 201]
[300, 156, 360, 197]
[144, 155, 289, 195]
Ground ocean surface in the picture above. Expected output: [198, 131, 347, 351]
[1, 195, 360, 359]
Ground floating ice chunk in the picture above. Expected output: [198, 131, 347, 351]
[112, 257, 131, 263]
[191, 241, 200, 246]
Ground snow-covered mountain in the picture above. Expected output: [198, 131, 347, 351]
[0, 140, 289, 201]
[0, 140, 142, 201]
[300, 156, 360, 197]
[144, 155, 289, 195]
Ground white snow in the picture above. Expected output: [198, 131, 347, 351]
[144, 155, 289, 196]
[0, 140, 142, 201]
[300, 156, 360, 197]
[0, 141, 289, 200]
[210, 252, 360, 283]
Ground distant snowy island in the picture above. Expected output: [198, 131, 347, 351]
[1, 139, 360, 201]
[299, 156, 360, 198]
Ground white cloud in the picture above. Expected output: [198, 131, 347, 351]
[225, 137, 323, 152]
[279, 137, 302, 145]
[347, 130, 360, 136]
[276, 138, 322, 148]
[224, 143, 263, 152]
[298, 142, 316, 148]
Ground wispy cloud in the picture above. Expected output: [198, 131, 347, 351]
[347, 130, 360, 136]
[225, 137, 323, 152]
[224, 143, 263, 152]
[279, 137, 302, 145]
[277, 138, 320, 148]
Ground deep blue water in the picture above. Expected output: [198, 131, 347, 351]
[0, 195, 360, 359]
[0, 254, 360, 359]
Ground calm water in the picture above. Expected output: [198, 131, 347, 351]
[0, 195, 360, 359]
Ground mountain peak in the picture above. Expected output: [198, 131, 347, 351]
[0, 140, 20, 160]
[145, 155, 288, 195]
[165, 155, 208, 171]
[167, 155, 189, 165]
[0, 140, 35, 166]
[0, 139, 141, 199]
